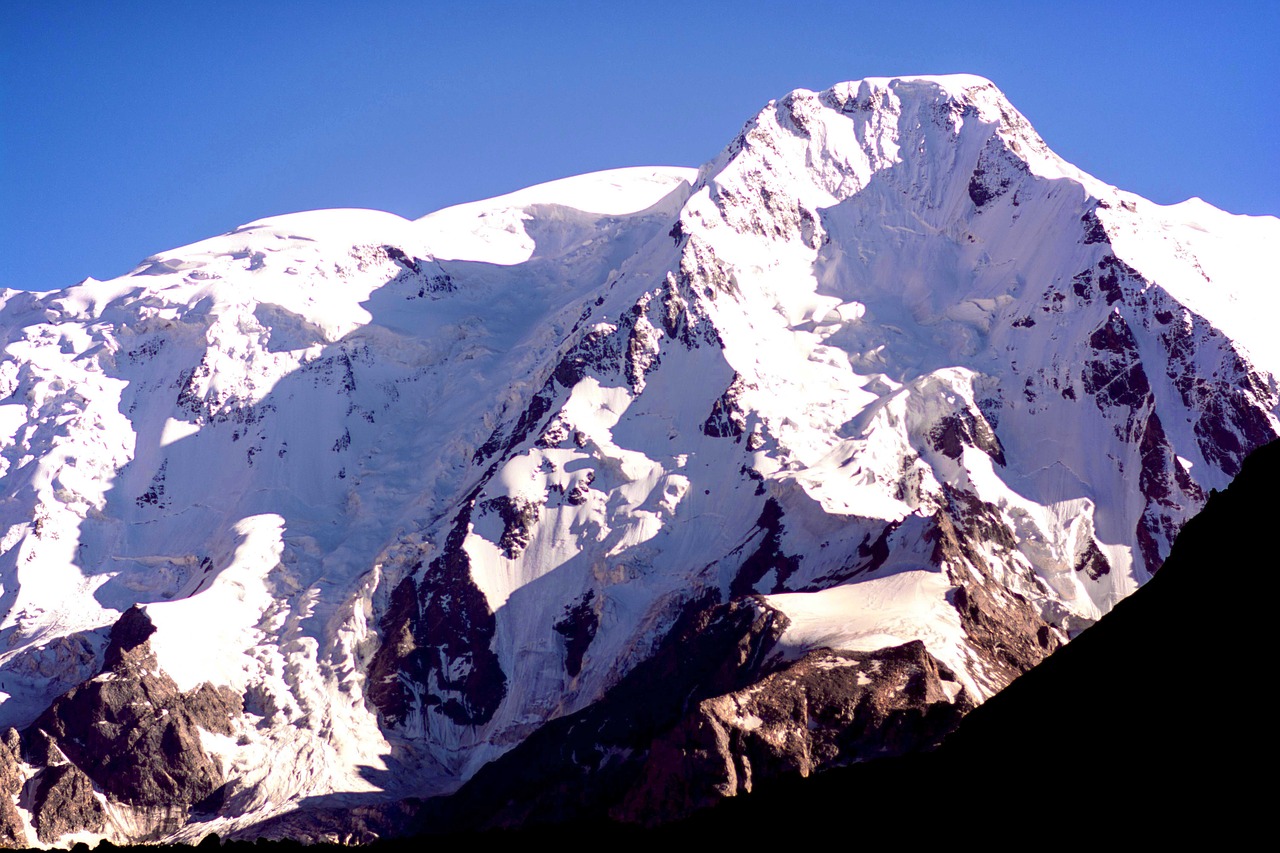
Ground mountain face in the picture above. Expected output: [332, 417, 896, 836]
[668, 437, 1280, 846]
[0, 74, 1277, 844]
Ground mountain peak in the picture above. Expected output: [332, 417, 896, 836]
[830, 72, 1003, 104]
[0, 76, 1277, 844]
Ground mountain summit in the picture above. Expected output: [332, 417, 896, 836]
[0, 75, 1277, 843]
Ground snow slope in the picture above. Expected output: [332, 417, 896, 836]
[0, 77, 1276, 844]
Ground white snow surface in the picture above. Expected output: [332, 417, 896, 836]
[765, 568, 973, 693]
[1, 74, 1277, 843]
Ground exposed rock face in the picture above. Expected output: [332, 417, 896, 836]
[703, 375, 750, 439]
[23, 606, 240, 814]
[364, 576, 421, 725]
[484, 495, 541, 559]
[411, 596, 788, 831]
[929, 487, 1063, 690]
[29, 763, 105, 843]
[731, 498, 802, 596]
[968, 132, 1030, 208]
[553, 590, 599, 678]
[617, 642, 972, 823]
[411, 597, 969, 832]
[364, 501, 507, 729]
[679, 440, 1280, 845]
[0, 729, 27, 848]
[928, 408, 1006, 466]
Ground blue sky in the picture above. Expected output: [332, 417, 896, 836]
[2, 1, 1276, 292]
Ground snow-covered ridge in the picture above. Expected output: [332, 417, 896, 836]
[0, 76, 1277, 845]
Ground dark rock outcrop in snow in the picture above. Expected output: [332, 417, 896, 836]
[365, 500, 507, 728]
[929, 487, 1063, 687]
[29, 762, 105, 843]
[410, 595, 970, 833]
[22, 606, 240, 813]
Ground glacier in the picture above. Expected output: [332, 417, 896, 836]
[0, 74, 1277, 843]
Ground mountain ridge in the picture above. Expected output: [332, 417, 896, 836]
[0, 74, 1276, 844]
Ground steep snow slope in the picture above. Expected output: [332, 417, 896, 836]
[0, 166, 699, 834]
[0, 76, 1276, 844]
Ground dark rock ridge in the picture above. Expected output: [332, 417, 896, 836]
[928, 407, 1006, 466]
[11, 606, 240, 843]
[405, 594, 970, 834]
[553, 591, 600, 678]
[672, 438, 1280, 844]
[730, 498, 802, 596]
[365, 499, 506, 728]
[28, 763, 105, 843]
[0, 730, 25, 847]
[968, 132, 1030, 208]
[484, 495, 541, 559]
[616, 642, 972, 824]
[1072, 250, 1276, 574]
[409, 596, 789, 832]
[929, 486, 1063, 689]
[702, 375, 750, 439]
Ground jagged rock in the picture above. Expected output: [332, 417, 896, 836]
[365, 576, 421, 725]
[929, 487, 1062, 688]
[968, 132, 1029, 207]
[702, 375, 749, 439]
[183, 683, 241, 737]
[616, 642, 972, 823]
[486, 495, 541, 559]
[565, 470, 594, 505]
[553, 591, 600, 678]
[1073, 535, 1112, 580]
[412, 595, 788, 832]
[24, 607, 240, 809]
[731, 499, 801, 596]
[29, 763, 105, 843]
[103, 603, 157, 669]
[412, 598, 974, 832]
[678, 440, 1280, 844]
[365, 499, 506, 728]
[20, 726, 65, 767]
[0, 729, 27, 848]
[928, 408, 1006, 466]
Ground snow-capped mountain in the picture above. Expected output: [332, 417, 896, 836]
[0, 74, 1277, 844]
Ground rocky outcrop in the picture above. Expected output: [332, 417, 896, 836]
[365, 499, 507, 728]
[731, 499, 802, 596]
[484, 495, 541, 559]
[968, 132, 1030, 208]
[23, 606, 240, 813]
[703, 375, 749, 439]
[411, 595, 786, 831]
[928, 407, 1006, 466]
[1083, 310, 1151, 420]
[929, 487, 1062, 689]
[412, 595, 969, 832]
[29, 763, 105, 843]
[679, 440, 1280, 845]
[0, 729, 26, 848]
[553, 591, 600, 678]
[616, 642, 972, 824]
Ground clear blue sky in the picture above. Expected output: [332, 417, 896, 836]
[2, 1, 1276, 292]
